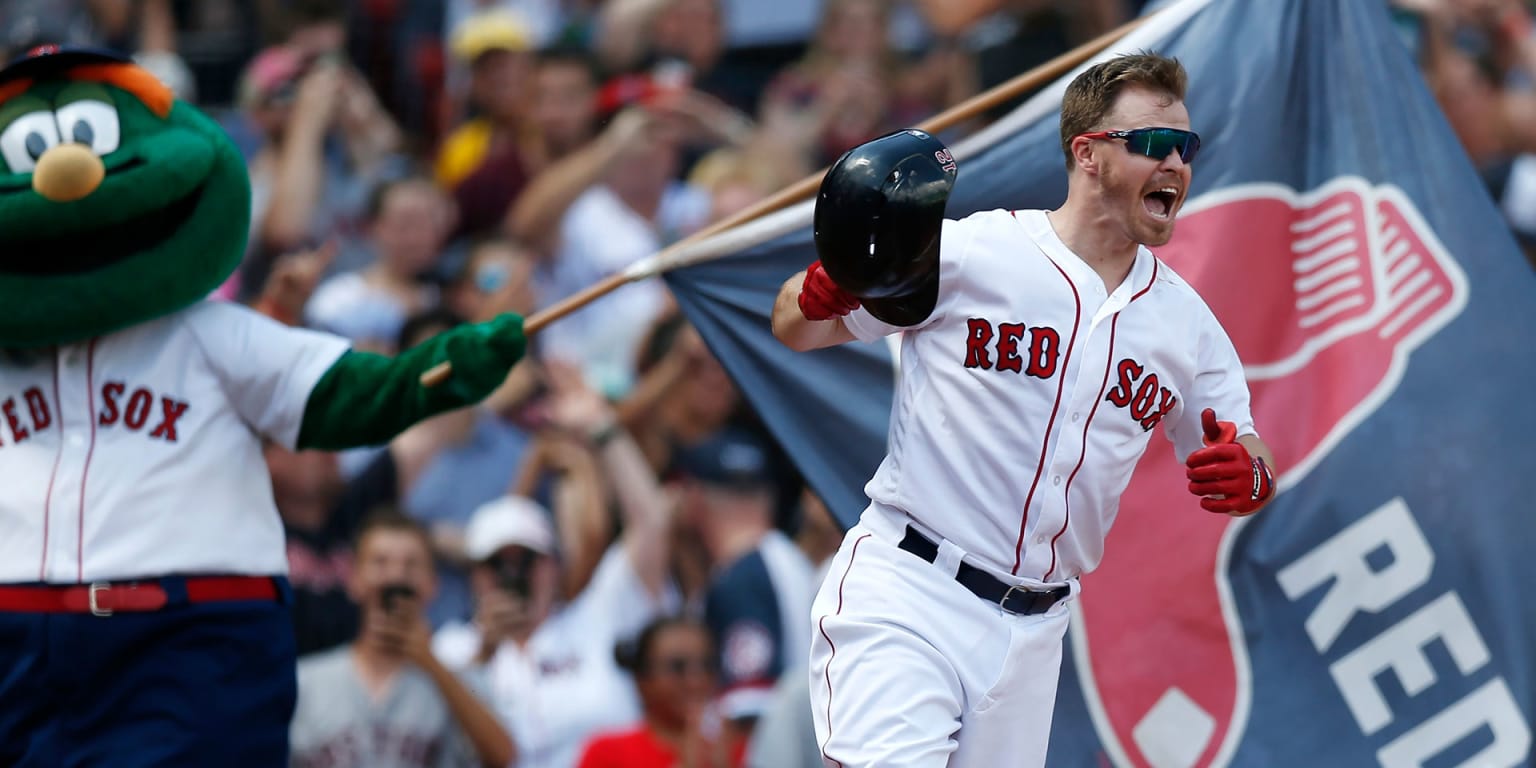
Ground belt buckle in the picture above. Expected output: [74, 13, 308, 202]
[88, 582, 112, 617]
[999, 583, 1033, 614]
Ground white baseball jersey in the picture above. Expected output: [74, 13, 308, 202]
[845, 208, 1256, 585]
[0, 301, 349, 584]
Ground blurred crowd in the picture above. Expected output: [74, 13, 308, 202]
[2, 0, 1528, 766]
[1394, 0, 1536, 265]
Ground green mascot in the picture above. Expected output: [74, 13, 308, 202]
[0, 45, 525, 766]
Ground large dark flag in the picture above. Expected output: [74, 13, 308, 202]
[665, 0, 1536, 765]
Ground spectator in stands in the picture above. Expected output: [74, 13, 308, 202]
[620, 313, 743, 474]
[686, 145, 798, 223]
[446, 0, 575, 66]
[167, 0, 266, 108]
[533, 45, 604, 163]
[674, 429, 814, 732]
[446, 237, 541, 323]
[757, 0, 975, 167]
[742, 490, 842, 768]
[597, 0, 757, 113]
[376, 309, 536, 628]
[306, 175, 456, 353]
[235, 43, 407, 296]
[432, 363, 679, 768]
[289, 510, 515, 768]
[266, 443, 356, 657]
[437, 10, 541, 239]
[510, 103, 711, 397]
[1396, 0, 1536, 264]
[578, 616, 745, 767]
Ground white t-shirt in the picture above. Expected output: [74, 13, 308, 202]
[432, 544, 676, 768]
[847, 209, 1256, 585]
[307, 271, 438, 351]
[0, 301, 349, 583]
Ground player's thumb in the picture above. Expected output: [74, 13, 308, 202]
[1201, 408, 1224, 444]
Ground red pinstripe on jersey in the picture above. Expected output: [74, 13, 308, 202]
[1043, 260, 1159, 581]
[77, 338, 99, 584]
[40, 347, 63, 580]
[818, 533, 871, 768]
[1130, 260, 1160, 303]
[1012, 253, 1081, 575]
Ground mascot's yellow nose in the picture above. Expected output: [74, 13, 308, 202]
[32, 143, 106, 202]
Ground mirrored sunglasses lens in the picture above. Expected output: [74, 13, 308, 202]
[1135, 130, 1199, 163]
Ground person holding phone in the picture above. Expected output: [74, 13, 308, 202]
[432, 363, 681, 768]
[289, 510, 515, 768]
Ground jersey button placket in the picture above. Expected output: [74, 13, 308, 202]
[49, 344, 90, 581]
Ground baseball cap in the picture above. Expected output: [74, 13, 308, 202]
[465, 495, 557, 561]
[450, 10, 534, 63]
[0, 44, 130, 88]
[237, 46, 305, 108]
[673, 428, 775, 491]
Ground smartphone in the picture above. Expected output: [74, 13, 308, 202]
[494, 550, 535, 600]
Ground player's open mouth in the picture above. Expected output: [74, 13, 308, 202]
[1143, 187, 1179, 220]
[0, 182, 205, 275]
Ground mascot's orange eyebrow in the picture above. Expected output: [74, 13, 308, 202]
[0, 63, 173, 117]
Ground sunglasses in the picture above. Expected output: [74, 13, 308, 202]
[1076, 127, 1202, 164]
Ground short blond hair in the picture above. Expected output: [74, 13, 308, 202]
[1059, 52, 1187, 171]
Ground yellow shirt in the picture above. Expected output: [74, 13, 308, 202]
[435, 118, 494, 189]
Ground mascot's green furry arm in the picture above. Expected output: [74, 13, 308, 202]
[0, 48, 524, 451]
[297, 315, 524, 450]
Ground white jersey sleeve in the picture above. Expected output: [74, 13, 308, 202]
[1164, 301, 1258, 463]
[568, 543, 680, 644]
[184, 301, 350, 451]
[842, 214, 981, 342]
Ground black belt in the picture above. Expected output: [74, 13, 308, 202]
[898, 526, 1070, 616]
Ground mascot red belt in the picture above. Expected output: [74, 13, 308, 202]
[0, 46, 525, 765]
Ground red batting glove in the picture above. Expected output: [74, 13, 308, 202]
[1185, 408, 1274, 515]
[798, 260, 860, 321]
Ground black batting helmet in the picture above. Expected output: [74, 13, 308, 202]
[813, 129, 957, 327]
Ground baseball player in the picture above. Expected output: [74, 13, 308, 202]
[771, 53, 1278, 767]
[0, 46, 526, 766]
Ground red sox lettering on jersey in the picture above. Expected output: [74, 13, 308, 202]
[1075, 178, 1470, 768]
[96, 383, 190, 442]
[0, 302, 348, 584]
[964, 319, 1179, 432]
[0, 385, 190, 445]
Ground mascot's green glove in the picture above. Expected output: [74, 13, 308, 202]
[296, 313, 526, 451]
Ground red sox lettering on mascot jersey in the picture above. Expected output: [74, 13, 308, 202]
[0, 385, 190, 446]
[96, 382, 190, 442]
[962, 318, 1179, 432]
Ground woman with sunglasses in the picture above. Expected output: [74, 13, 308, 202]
[773, 52, 1278, 768]
[577, 616, 745, 768]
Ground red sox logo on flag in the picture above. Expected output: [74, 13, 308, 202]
[1072, 177, 1469, 768]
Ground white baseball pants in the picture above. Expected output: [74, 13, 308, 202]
[809, 521, 1071, 768]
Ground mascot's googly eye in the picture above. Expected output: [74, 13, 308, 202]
[55, 100, 120, 156]
[0, 112, 61, 172]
